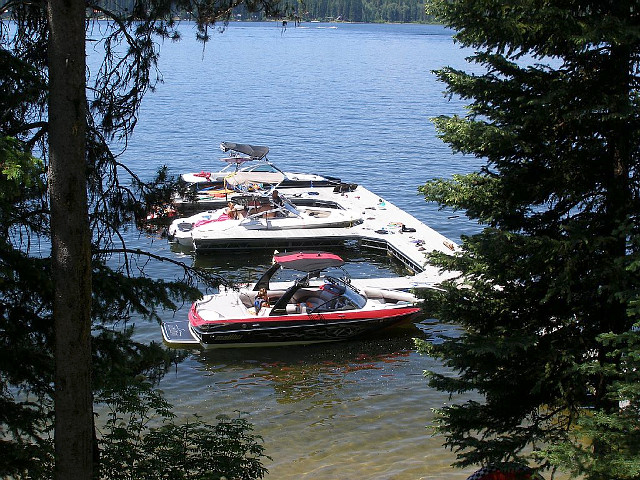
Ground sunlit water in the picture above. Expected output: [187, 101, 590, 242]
[107, 22, 491, 479]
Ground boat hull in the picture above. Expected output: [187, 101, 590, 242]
[191, 214, 362, 252]
[187, 307, 421, 348]
[192, 233, 350, 252]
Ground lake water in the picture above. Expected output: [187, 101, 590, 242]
[115, 21, 486, 480]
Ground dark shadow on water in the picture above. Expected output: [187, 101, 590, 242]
[172, 242, 414, 286]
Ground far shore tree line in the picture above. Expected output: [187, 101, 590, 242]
[87, 0, 433, 23]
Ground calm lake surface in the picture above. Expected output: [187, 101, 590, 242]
[114, 21, 486, 479]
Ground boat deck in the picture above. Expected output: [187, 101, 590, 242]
[191, 184, 459, 287]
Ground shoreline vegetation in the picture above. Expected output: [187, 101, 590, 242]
[83, 16, 440, 24]
[84, 0, 435, 24]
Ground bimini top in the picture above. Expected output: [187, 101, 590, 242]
[220, 142, 270, 160]
[253, 251, 345, 291]
[274, 251, 344, 272]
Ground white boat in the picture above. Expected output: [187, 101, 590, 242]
[174, 142, 345, 213]
[168, 191, 363, 249]
[167, 208, 228, 246]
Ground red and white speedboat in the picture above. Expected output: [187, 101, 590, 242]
[161, 251, 422, 348]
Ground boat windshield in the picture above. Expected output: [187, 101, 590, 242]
[241, 163, 282, 174]
[310, 288, 365, 312]
[218, 160, 249, 173]
[310, 280, 366, 312]
[341, 284, 367, 309]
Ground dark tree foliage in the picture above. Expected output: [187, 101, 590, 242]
[417, 1, 640, 479]
[302, 0, 429, 23]
[0, 0, 295, 477]
[97, 380, 270, 480]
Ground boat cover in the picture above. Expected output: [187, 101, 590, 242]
[220, 142, 269, 160]
[224, 171, 285, 186]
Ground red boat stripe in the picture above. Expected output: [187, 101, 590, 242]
[189, 305, 421, 327]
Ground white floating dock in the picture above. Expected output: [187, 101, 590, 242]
[324, 185, 456, 272]
[189, 184, 458, 287]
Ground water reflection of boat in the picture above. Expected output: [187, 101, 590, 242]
[161, 251, 421, 348]
[194, 325, 423, 404]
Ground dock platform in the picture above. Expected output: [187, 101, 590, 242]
[190, 184, 458, 287]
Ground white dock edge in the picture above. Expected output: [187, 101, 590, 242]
[291, 185, 457, 278]
[340, 186, 455, 271]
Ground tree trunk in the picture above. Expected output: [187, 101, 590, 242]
[47, 0, 93, 478]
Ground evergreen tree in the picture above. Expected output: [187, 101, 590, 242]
[417, 1, 640, 478]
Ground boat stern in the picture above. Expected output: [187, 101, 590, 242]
[161, 320, 200, 347]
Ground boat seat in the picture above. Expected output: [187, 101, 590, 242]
[301, 297, 323, 310]
[240, 290, 285, 309]
[291, 288, 316, 302]
[286, 303, 301, 314]
[238, 292, 254, 308]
